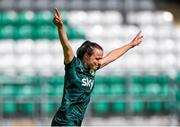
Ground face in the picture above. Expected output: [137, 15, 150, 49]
[84, 48, 103, 70]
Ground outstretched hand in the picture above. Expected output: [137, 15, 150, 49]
[130, 31, 143, 48]
[53, 8, 63, 27]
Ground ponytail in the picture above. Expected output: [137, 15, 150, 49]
[76, 40, 103, 60]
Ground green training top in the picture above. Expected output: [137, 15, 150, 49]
[55, 57, 96, 125]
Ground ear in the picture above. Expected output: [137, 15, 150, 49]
[84, 53, 89, 60]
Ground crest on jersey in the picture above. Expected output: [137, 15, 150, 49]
[89, 69, 95, 76]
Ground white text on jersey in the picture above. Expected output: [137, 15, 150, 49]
[82, 78, 94, 89]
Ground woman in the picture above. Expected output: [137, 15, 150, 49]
[51, 8, 143, 126]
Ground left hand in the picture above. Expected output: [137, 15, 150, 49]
[130, 31, 143, 48]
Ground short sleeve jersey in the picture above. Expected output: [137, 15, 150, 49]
[57, 57, 96, 123]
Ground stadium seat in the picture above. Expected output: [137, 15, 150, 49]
[3, 102, 16, 115]
[177, 57, 180, 72]
[147, 101, 163, 113]
[14, 54, 34, 75]
[123, 53, 142, 73]
[107, 76, 126, 96]
[33, 85, 41, 97]
[143, 75, 158, 84]
[130, 101, 145, 113]
[157, 75, 170, 85]
[93, 77, 108, 96]
[175, 86, 180, 103]
[87, 11, 103, 25]
[175, 72, 180, 84]
[104, 25, 124, 40]
[33, 40, 51, 54]
[49, 40, 62, 54]
[140, 25, 157, 39]
[144, 83, 161, 96]
[0, 39, 14, 54]
[109, 84, 126, 96]
[92, 101, 110, 114]
[0, 54, 15, 75]
[154, 11, 174, 26]
[104, 10, 123, 25]
[33, 25, 57, 39]
[33, 11, 53, 25]
[140, 38, 157, 54]
[85, 24, 104, 40]
[123, 25, 140, 40]
[33, 53, 54, 76]
[112, 101, 126, 113]
[157, 26, 174, 39]
[176, 100, 180, 113]
[158, 75, 170, 97]
[47, 75, 64, 96]
[43, 83, 61, 97]
[158, 39, 176, 54]
[0, 26, 15, 39]
[66, 25, 86, 39]
[1, 10, 18, 25]
[164, 101, 174, 113]
[136, 11, 154, 25]
[51, 55, 64, 74]
[41, 102, 56, 114]
[129, 75, 144, 96]
[130, 83, 144, 96]
[158, 53, 176, 74]
[16, 84, 33, 99]
[20, 103, 36, 114]
[1, 84, 15, 97]
[175, 88, 180, 112]
[143, 75, 169, 96]
[15, 25, 33, 39]
[67, 11, 88, 26]
[48, 75, 64, 86]
[18, 11, 35, 25]
[107, 75, 126, 84]
[14, 39, 34, 54]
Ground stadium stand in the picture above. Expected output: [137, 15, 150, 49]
[0, 0, 179, 126]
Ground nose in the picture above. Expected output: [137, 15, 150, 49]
[98, 59, 102, 65]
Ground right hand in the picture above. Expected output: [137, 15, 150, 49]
[53, 8, 63, 28]
[129, 31, 143, 48]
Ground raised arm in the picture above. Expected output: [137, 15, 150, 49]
[100, 31, 143, 68]
[53, 8, 74, 64]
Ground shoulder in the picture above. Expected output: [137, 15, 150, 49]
[65, 57, 81, 69]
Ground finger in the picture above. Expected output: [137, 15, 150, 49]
[55, 13, 62, 20]
[138, 39, 142, 44]
[54, 18, 61, 23]
[53, 17, 59, 22]
[54, 13, 58, 18]
[139, 35, 143, 39]
[136, 31, 142, 37]
[53, 17, 58, 22]
[55, 8, 61, 17]
[54, 15, 61, 21]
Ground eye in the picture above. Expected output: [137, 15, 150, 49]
[96, 58, 102, 61]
